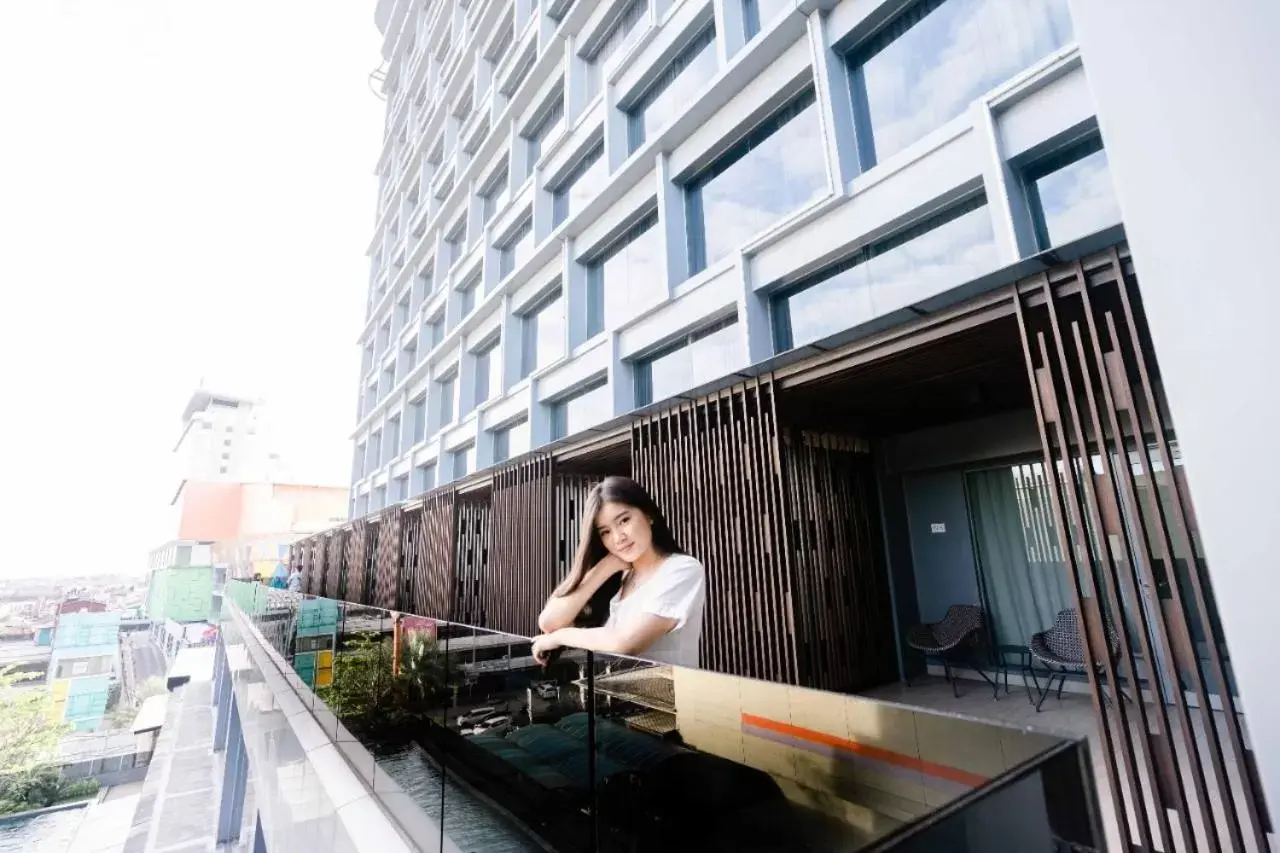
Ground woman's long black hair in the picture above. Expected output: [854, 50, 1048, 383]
[555, 476, 684, 597]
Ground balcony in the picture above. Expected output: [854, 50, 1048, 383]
[222, 580, 1105, 852]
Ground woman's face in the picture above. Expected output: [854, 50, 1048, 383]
[594, 501, 654, 564]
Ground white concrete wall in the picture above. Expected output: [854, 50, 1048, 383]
[1068, 0, 1280, 809]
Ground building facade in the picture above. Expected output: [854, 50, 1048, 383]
[47, 609, 121, 732]
[175, 391, 282, 484]
[316, 0, 1280, 851]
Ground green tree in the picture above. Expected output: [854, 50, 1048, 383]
[316, 632, 445, 741]
[0, 666, 69, 773]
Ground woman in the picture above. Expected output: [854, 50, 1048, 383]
[533, 476, 706, 668]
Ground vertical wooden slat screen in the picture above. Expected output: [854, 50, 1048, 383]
[453, 492, 492, 627]
[1015, 249, 1266, 853]
[409, 488, 457, 620]
[488, 455, 555, 636]
[323, 531, 344, 600]
[781, 430, 897, 692]
[553, 474, 600, 593]
[344, 520, 371, 605]
[373, 508, 402, 610]
[399, 506, 421, 612]
[631, 377, 801, 686]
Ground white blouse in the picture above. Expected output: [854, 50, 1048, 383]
[605, 554, 706, 668]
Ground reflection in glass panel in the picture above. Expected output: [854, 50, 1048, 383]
[493, 418, 531, 463]
[779, 198, 997, 349]
[412, 461, 436, 493]
[482, 166, 511, 222]
[525, 92, 565, 173]
[743, 0, 792, 39]
[639, 316, 740, 405]
[221, 582, 1100, 853]
[522, 287, 566, 377]
[439, 375, 456, 425]
[552, 140, 606, 226]
[627, 26, 718, 153]
[853, 0, 1073, 165]
[550, 379, 610, 440]
[499, 217, 535, 279]
[686, 89, 826, 274]
[583, 0, 647, 104]
[1029, 143, 1121, 251]
[453, 443, 475, 479]
[585, 213, 662, 337]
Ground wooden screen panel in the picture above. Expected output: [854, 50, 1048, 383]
[323, 531, 344, 600]
[553, 474, 599, 589]
[632, 378, 799, 686]
[409, 488, 456, 620]
[1015, 247, 1265, 853]
[399, 506, 421, 612]
[488, 455, 555, 637]
[453, 493, 492, 627]
[781, 430, 897, 693]
[373, 508, 403, 610]
[344, 520, 372, 605]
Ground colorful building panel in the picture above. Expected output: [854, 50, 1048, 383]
[147, 566, 216, 624]
[47, 611, 121, 733]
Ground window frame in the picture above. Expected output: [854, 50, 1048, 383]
[633, 314, 738, 406]
[683, 86, 819, 275]
[770, 193, 989, 351]
[624, 23, 717, 153]
[582, 209, 660, 338]
[1021, 133, 1108, 252]
[550, 138, 605, 226]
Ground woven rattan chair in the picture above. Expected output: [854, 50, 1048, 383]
[1026, 608, 1124, 711]
[906, 604, 998, 698]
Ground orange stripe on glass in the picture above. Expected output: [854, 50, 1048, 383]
[740, 712, 988, 788]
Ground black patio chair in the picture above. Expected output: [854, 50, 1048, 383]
[1025, 608, 1125, 711]
[906, 604, 1000, 698]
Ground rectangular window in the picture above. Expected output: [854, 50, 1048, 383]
[486, 20, 514, 68]
[501, 47, 536, 96]
[635, 316, 739, 405]
[396, 291, 412, 331]
[368, 430, 382, 471]
[551, 140, 606, 226]
[413, 267, 432, 307]
[372, 486, 387, 511]
[492, 418, 531, 463]
[550, 378, 611, 440]
[459, 274, 481, 317]
[409, 395, 427, 445]
[521, 286, 566, 377]
[473, 338, 502, 404]
[584, 211, 662, 337]
[427, 313, 445, 350]
[393, 475, 409, 502]
[438, 375, 457, 426]
[385, 416, 401, 464]
[685, 88, 825, 275]
[1023, 135, 1121, 252]
[583, 0, 647, 104]
[743, 0, 792, 39]
[626, 25, 717, 153]
[498, 217, 535, 279]
[446, 219, 467, 267]
[452, 443, 475, 479]
[413, 462, 437, 494]
[402, 340, 418, 373]
[481, 164, 510, 222]
[353, 443, 366, 480]
[525, 91, 566, 174]
[848, 0, 1073, 168]
[773, 197, 998, 350]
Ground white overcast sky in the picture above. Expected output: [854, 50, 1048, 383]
[0, 2, 385, 578]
